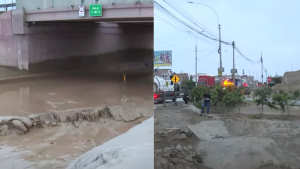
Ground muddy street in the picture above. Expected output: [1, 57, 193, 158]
[0, 119, 143, 169]
[0, 69, 153, 169]
[154, 103, 300, 169]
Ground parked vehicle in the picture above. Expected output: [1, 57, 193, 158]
[268, 81, 276, 87]
[154, 76, 181, 103]
[198, 75, 215, 86]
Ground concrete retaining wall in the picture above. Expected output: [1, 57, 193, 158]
[0, 11, 18, 67]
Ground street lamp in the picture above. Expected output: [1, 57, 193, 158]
[188, 1, 223, 77]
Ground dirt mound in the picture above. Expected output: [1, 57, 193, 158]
[155, 104, 300, 169]
[155, 143, 210, 169]
[0, 116, 42, 136]
[197, 137, 283, 169]
[188, 121, 230, 141]
[272, 80, 300, 92]
[192, 118, 300, 169]
[181, 105, 201, 115]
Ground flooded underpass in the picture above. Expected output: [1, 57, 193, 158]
[0, 70, 153, 115]
[0, 68, 153, 169]
[0, 7, 154, 167]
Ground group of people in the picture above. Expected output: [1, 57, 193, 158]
[183, 90, 211, 116]
[158, 52, 171, 63]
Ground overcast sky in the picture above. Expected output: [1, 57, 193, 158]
[0, 0, 15, 11]
[154, 0, 300, 80]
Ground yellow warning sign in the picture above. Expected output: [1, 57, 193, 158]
[123, 73, 126, 83]
[171, 75, 180, 84]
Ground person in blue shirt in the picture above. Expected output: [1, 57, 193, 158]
[201, 91, 211, 117]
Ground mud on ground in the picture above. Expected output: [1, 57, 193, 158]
[154, 103, 300, 169]
[0, 96, 152, 169]
[0, 69, 154, 168]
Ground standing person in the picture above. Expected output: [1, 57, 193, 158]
[166, 52, 170, 63]
[201, 91, 211, 117]
[183, 89, 190, 104]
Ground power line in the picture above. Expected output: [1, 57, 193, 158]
[155, 6, 217, 46]
[163, 0, 217, 38]
[155, 2, 219, 48]
[155, 14, 218, 48]
[155, 38, 217, 53]
[155, 38, 194, 51]
[155, 2, 218, 41]
[235, 45, 260, 63]
[155, 0, 260, 64]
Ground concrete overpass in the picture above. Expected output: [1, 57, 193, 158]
[0, 0, 153, 78]
[18, 0, 153, 23]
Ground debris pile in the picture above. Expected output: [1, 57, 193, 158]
[155, 144, 203, 169]
[155, 127, 192, 141]
[64, 107, 111, 122]
[0, 102, 150, 136]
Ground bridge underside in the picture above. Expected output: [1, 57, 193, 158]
[25, 5, 153, 23]
[0, 5, 153, 78]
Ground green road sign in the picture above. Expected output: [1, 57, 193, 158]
[89, 4, 102, 17]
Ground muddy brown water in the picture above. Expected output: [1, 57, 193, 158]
[0, 119, 143, 169]
[0, 71, 153, 116]
[0, 70, 153, 169]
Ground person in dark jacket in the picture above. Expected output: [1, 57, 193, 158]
[183, 89, 190, 104]
[201, 91, 211, 116]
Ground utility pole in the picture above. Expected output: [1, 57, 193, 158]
[218, 24, 223, 77]
[187, 2, 222, 77]
[265, 69, 268, 83]
[252, 72, 254, 85]
[232, 41, 236, 85]
[261, 53, 263, 84]
[195, 45, 197, 84]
